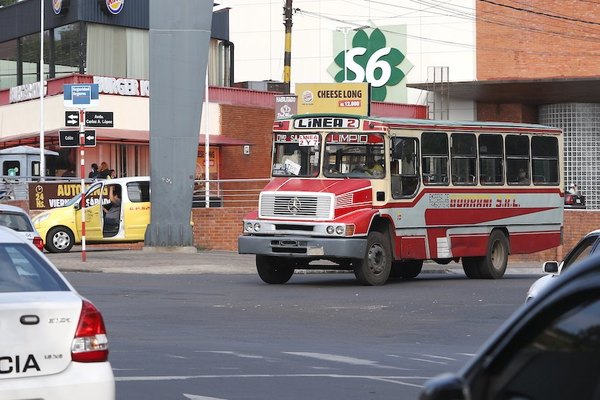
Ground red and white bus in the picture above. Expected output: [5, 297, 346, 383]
[238, 115, 564, 285]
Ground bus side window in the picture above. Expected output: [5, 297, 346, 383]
[421, 132, 449, 186]
[506, 135, 530, 185]
[391, 137, 419, 198]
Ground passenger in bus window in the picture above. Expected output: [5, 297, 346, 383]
[518, 168, 529, 184]
[365, 158, 384, 177]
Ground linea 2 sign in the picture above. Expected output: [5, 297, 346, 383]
[328, 27, 413, 103]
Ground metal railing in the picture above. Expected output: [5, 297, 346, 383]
[0, 175, 270, 208]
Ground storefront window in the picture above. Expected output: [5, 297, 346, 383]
[54, 23, 84, 77]
[0, 39, 17, 90]
[20, 31, 50, 84]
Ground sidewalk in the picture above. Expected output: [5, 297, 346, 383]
[45, 245, 544, 276]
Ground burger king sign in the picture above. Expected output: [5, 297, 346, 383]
[98, 0, 124, 15]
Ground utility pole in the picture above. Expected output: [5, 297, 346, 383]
[283, 0, 293, 94]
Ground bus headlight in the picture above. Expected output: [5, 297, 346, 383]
[335, 226, 344, 235]
[245, 222, 254, 232]
[253, 222, 261, 232]
[326, 226, 335, 234]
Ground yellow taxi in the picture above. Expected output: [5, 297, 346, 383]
[32, 176, 150, 252]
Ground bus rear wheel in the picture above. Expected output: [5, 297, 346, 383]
[390, 260, 423, 279]
[256, 255, 294, 284]
[462, 230, 509, 279]
[354, 231, 392, 286]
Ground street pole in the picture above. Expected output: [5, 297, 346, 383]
[336, 27, 351, 82]
[283, 0, 293, 93]
[79, 109, 86, 262]
[39, 0, 45, 178]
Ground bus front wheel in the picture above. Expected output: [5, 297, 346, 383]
[256, 255, 294, 284]
[354, 231, 392, 286]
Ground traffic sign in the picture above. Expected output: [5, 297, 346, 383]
[84, 111, 114, 127]
[65, 111, 79, 126]
[63, 84, 99, 109]
[59, 130, 96, 147]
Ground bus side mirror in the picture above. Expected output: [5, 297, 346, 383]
[74, 203, 81, 211]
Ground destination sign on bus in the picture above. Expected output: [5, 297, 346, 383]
[293, 117, 359, 129]
[275, 134, 321, 145]
[326, 133, 384, 144]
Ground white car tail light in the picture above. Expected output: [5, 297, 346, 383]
[33, 236, 44, 251]
[71, 300, 109, 362]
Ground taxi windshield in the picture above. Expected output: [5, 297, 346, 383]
[323, 132, 386, 178]
[272, 133, 321, 177]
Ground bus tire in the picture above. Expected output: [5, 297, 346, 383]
[391, 260, 423, 279]
[462, 231, 509, 279]
[354, 231, 392, 286]
[256, 255, 294, 284]
[479, 230, 509, 279]
[45, 227, 74, 253]
[462, 257, 482, 279]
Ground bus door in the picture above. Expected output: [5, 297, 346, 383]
[391, 137, 420, 198]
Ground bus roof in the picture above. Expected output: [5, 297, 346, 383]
[286, 114, 561, 134]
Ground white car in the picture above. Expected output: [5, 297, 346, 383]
[526, 229, 600, 302]
[0, 203, 44, 251]
[0, 226, 115, 399]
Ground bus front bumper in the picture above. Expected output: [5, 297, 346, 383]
[238, 235, 367, 259]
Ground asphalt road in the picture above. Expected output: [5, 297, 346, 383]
[63, 264, 542, 400]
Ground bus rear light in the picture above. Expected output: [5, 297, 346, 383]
[71, 300, 109, 363]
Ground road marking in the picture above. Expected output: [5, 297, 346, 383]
[167, 354, 188, 359]
[115, 373, 431, 388]
[408, 357, 447, 365]
[420, 354, 456, 361]
[283, 352, 407, 370]
[183, 395, 227, 400]
[198, 351, 266, 359]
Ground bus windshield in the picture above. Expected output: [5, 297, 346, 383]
[272, 133, 321, 177]
[324, 132, 386, 178]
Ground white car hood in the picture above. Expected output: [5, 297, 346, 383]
[526, 274, 558, 302]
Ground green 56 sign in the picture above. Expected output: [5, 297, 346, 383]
[329, 27, 412, 102]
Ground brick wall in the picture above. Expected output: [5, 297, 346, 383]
[477, 103, 538, 123]
[219, 104, 274, 180]
[477, 1, 600, 80]
[192, 206, 254, 251]
[190, 208, 598, 262]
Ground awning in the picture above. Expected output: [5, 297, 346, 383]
[0, 129, 252, 149]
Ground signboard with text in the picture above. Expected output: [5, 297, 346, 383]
[296, 82, 370, 116]
[59, 130, 96, 147]
[63, 84, 99, 108]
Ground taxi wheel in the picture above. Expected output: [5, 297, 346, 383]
[45, 227, 74, 253]
[256, 255, 294, 284]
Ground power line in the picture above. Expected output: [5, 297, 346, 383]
[480, 0, 600, 26]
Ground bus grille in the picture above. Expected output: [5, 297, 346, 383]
[260, 194, 332, 219]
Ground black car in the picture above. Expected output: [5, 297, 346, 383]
[420, 253, 600, 400]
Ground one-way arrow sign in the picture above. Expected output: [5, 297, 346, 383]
[59, 130, 96, 147]
[65, 111, 79, 126]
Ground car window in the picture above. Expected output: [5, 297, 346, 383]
[486, 296, 600, 400]
[0, 211, 33, 232]
[562, 235, 599, 272]
[127, 181, 150, 202]
[0, 244, 69, 293]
